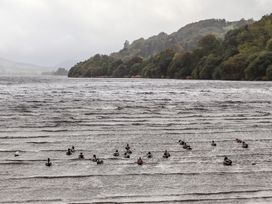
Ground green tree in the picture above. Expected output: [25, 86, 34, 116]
[198, 34, 220, 52]
[141, 63, 158, 78]
[245, 51, 272, 80]
[193, 54, 221, 79]
[167, 52, 193, 78]
[129, 63, 142, 77]
[218, 54, 248, 80]
[266, 39, 272, 51]
[155, 49, 175, 77]
[266, 65, 272, 80]
[112, 64, 129, 77]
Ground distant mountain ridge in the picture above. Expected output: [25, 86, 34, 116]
[0, 58, 54, 75]
[111, 18, 254, 60]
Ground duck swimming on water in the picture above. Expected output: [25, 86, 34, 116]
[223, 156, 232, 166]
[125, 144, 131, 151]
[147, 152, 152, 158]
[236, 139, 242, 143]
[45, 158, 52, 167]
[183, 143, 192, 150]
[71, 146, 75, 153]
[96, 159, 104, 164]
[211, 141, 216, 147]
[242, 141, 248, 148]
[163, 150, 170, 158]
[78, 152, 85, 159]
[14, 151, 20, 157]
[113, 150, 119, 157]
[125, 149, 132, 154]
[137, 157, 143, 165]
[124, 152, 130, 158]
[92, 154, 98, 162]
[178, 140, 185, 145]
[186, 145, 192, 150]
[66, 148, 72, 155]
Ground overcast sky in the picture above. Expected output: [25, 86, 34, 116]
[0, 0, 271, 68]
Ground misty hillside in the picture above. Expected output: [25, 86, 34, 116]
[111, 18, 254, 60]
[0, 58, 54, 75]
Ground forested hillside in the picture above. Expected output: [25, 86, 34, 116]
[111, 19, 252, 60]
[68, 15, 272, 80]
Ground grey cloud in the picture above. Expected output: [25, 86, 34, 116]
[0, 0, 271, 67]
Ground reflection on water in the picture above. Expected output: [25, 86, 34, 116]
[0, 76, 272, 203]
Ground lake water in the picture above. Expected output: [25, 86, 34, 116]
[1, 76, 272, 203]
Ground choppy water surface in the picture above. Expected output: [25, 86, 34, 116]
[1, 76, 272, 203]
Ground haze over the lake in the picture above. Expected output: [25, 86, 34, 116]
[1, 1, 272, 203]
[0, 0, 272, 67]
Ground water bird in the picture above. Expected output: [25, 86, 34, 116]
[223, 156, 232, 166]
[96, 159, 104, 165]
[14, 151, 20, 157]
[182, 143, 187, 149]
[211, 140, 217, 146]
[92, 154, 98, 162]
[163, 150, 170, 158]
[137, 157, 143, 165]
[71, 146, 75, 153]
[45, 158, 52, 167]
[242, 141, 248, 148]
[124, 152, 130, 158]
[183, 143, 192, 150]
[236, 139, 242, 143]
[178, 140, 185, 145]
[125, 149, 132, 154]
[113, 150, 119, 157]
[186, 145, 192, 150]
[147, 152, 152, 158]
[125, 144, 131, 151]
[78, 152, 85, 159]
[66, 148, 72, 155]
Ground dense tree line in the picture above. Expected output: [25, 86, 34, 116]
[68, 14, 272, 80]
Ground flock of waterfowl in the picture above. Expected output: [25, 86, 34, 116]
[14, 138, 249, 167]
[177, 139, 249, 166]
